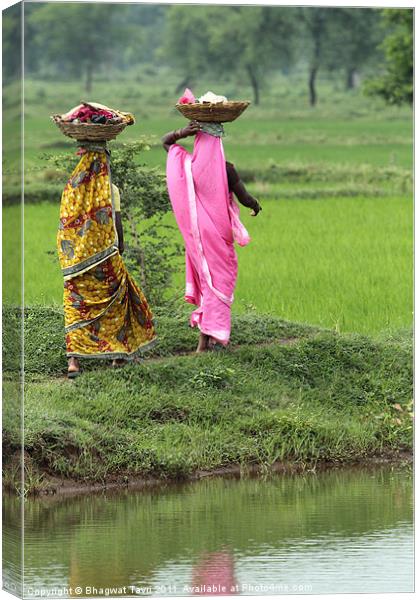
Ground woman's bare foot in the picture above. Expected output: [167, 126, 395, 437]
[196, 333, 209, 353]
[208, 337, 226, 351]
[67, 357, 80, 379]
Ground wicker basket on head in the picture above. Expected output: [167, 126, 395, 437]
[51, 115, 127, 142]
[175, 101, 250, 123]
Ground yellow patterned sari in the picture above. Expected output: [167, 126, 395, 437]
[57, 143, 156, 359]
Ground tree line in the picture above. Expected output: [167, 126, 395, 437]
[3, 3, 413, 106]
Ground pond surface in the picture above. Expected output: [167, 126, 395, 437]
[3, 465, 413, 597]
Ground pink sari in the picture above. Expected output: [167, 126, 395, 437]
[166, 131, 250, 345]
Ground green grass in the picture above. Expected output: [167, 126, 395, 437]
[2, 71, 411, 173]
[14, 193, 412, 335]
[2, 69, 413, 494]
[3, 74, 412, 333]
[143, 139, 413, 171]
[233, 195, 413, 335]
[2, 74, 412, 335]
[2, 306, 413, 492]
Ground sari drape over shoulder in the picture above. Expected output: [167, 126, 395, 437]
[166, 131, 250, 345]
[57, 146, 156, 359]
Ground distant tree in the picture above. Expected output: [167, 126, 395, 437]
[325, 8, 383, 90]
[161, 6, 217, 93]
[2, 3, 22, 81]
[118, 4, 167, 69]
[364, 9, 413, 105]
[300, 7, 382, 105]
[28, 3, 128, 92]
[208, 6, 299, 105]
[22, 2, 43, 75]
[300, 8, 332, 106]
[163, 5, 299, 105]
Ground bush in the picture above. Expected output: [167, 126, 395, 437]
[110, 141, 182, 304]
[41, 140, 182, 305]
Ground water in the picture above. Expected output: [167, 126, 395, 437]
[3, 465, 413, 597]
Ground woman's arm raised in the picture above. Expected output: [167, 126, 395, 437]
[162, 121, 201, 152]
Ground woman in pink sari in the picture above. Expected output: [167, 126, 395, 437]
[163, 119, 261, 352]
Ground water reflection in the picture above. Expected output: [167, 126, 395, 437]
[2, 465, 413, 596]
[191, 551, 237, 595]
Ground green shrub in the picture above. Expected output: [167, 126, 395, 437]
[39, 141, 182, 305]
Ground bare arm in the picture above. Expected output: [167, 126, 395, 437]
[162, 120, 201, 152]
[226, 162, 262, 216]
[231, 181, 262, 216]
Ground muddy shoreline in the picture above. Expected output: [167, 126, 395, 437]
[5, 450, 412, 498]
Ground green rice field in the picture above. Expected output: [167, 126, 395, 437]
[9, 192, 411, 335]
[3, 72, 413, 336]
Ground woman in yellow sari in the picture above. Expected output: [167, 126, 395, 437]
[57, 141, 156, 378]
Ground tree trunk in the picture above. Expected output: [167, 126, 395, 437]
[175, 76, 192, 94]
[307, 10, 323, 107]
[85, 62, 93, 93]
[309, 66, 318, 106]
[346, 67, 356, 90]
[247, 65, 260, 105]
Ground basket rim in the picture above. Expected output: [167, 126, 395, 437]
[174, 101, 250, 123]
[51, 116, 128, 142]
[51, 116, 126, 128]
[175, 100, 250, 108]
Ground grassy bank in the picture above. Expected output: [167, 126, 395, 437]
[2, 74, 413, 494]
[3, 306, 413, 495]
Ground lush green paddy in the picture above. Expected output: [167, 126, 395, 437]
[3, 73, 413, 335]
[11, 192, 412, 335]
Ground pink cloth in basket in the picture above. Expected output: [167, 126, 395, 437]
[166, 131, 250, 345]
